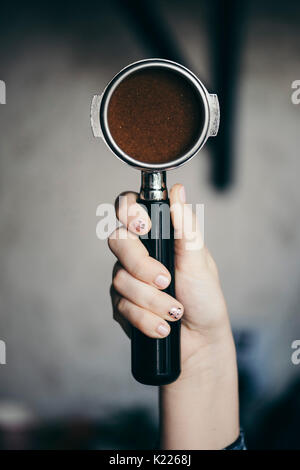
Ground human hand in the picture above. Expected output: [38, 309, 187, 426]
[109, 184, 233, 379]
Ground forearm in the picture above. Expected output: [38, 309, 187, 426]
[159, 329, 239, 450]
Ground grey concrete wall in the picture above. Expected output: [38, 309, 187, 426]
[0, 1, 299, 421]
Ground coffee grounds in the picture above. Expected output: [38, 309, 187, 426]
[107, 67, 204, 164]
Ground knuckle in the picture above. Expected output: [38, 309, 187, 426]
[113, 268, 127, 291]
[108, 229, 118, 250]
[107, 234, 113, 250]
[117, 297, 128, 314]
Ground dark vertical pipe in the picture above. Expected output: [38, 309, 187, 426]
[207, 0, 248, 190]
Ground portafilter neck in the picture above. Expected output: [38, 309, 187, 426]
[139, 171, 168, 201]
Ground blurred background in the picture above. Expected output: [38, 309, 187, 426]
[0, 0, 299, 450]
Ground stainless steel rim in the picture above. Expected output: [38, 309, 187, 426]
[99, 58, 211, 171]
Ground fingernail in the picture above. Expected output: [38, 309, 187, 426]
[130, 218, 146, 233]
[157, 323, 170, 337]
[179, 186, 186, 204]
[155, 274, 170, 289]
[169, 307, 183, 319]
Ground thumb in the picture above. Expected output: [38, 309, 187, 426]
[169, 184, 205, 260]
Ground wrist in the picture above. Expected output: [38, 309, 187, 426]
[177, 320, 236, 386]
[159, 326, 239, 449]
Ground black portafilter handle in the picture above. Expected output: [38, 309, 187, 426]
[131, 171, 181, 386]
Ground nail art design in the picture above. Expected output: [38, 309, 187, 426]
[169, 307, 182, 319]
[132, 219, 146, 233]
